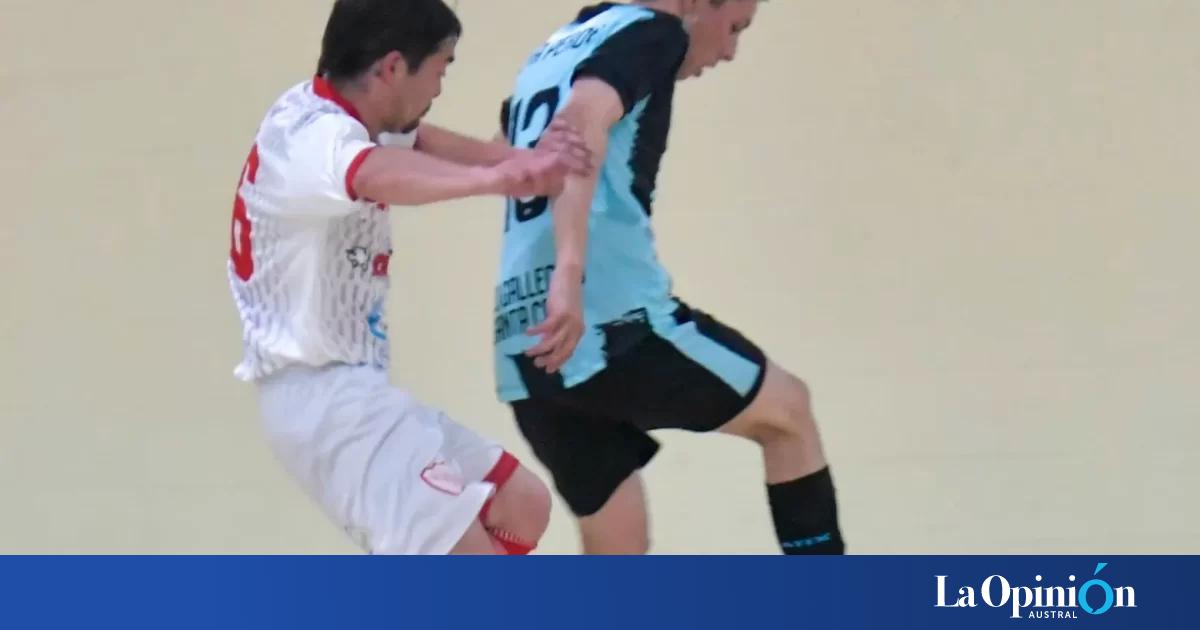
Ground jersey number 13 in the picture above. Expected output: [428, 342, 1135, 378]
[504, 86, 560, 232]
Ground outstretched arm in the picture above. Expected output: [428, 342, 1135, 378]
[351, 146, 509, 206]
[415, 123, 516, 167]
[352, 144, 576, 208]
[524, 78, 624, 373]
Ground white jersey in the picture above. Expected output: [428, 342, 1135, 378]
[227, 77, 415, 381]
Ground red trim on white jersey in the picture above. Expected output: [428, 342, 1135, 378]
[312, 75, 364, 123]
[345, 147, 375, 201]
[311, 78, 376, 201]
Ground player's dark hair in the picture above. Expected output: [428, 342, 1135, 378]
[317, 0, 462, 81]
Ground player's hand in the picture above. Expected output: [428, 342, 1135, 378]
[525, 264, 584, 373]
[494, 149, 567, 199]
[534, 117, 593, 177]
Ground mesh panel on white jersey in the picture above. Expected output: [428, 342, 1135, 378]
[228, 78, 415, 381]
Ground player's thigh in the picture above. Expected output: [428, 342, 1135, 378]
[578, 472, 650, 555]
[356, 385, 506, 555]
[258, 366, 496, 555]
[716, 359, 824, 457]
[511, 396, 659, 520]
[435, 410, 551, 538]
[662, 305, 825, 459]
[436, 407, 506, 482]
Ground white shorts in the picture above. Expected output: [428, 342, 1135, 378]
[256, 364, 505, 555]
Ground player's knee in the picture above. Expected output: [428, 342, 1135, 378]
[749, 372, 815, 446]
[512, 466, 553, 538]
[490, 465, 552, 540]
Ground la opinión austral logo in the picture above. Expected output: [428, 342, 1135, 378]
[936, 562, 1136, 620]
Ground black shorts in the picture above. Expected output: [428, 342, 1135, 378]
[509, 301, 768, 516]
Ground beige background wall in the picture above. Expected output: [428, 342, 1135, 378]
[1, 0, 1196, 554]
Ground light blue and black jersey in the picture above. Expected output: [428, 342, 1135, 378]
[494, 3, 764, 403]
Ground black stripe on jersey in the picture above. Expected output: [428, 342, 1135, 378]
[571, 7, 687, 114]
[499, 97, 512, 135]
[627, 82, 676, 216]
[570, 7, 686, 216]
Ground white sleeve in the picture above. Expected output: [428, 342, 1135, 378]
[271, 113, 378, 217]
[379, 130, 417, 149]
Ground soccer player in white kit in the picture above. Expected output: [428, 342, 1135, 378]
[227, 0, 591, 555]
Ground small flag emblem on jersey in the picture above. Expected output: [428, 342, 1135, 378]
[420, 458, 465, 496]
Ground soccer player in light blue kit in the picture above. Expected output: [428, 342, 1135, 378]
[493, 0, 846, 554]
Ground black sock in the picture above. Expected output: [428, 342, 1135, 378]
[767, 466, 845, 555]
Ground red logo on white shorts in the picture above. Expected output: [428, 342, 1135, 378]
[372, 252, 390, 277]
[420, 458, 465, 496]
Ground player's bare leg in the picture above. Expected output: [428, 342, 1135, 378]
[720, 363, 827, 481]
[718, 362, 845, 554]
[480, 464, 552, 554]
[449, 520, 504, 555]
[578, 473, 650, 555]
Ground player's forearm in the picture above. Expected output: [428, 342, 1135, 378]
[549, 82, 619, 274]
[550, 187, 591, 278]
[353, 147, 502, 206]
[549, 133, 606, 274]
[416, 123, 516, 167]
